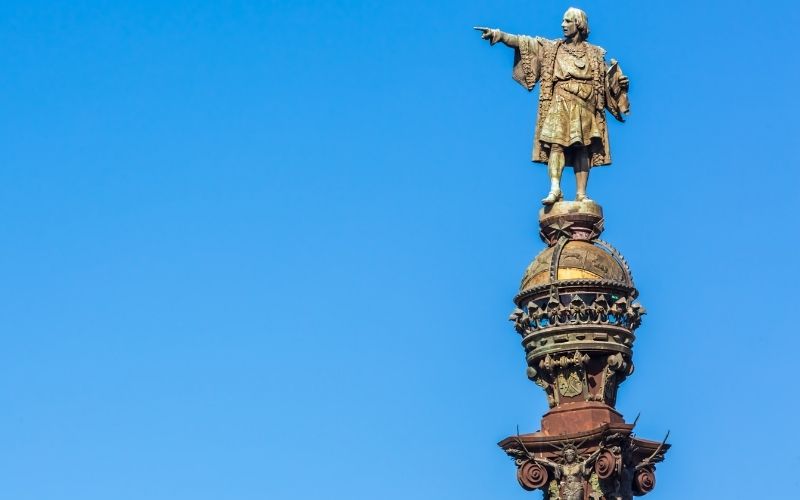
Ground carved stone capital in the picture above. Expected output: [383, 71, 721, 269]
[500, 429, 667, 499]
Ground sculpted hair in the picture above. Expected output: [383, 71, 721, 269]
[564, 7, 590, 39]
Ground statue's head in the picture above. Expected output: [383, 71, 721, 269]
[562, 7, 590, 41]
[564, 447, 577, 463]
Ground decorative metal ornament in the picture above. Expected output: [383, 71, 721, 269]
[557, 369, 583, 397]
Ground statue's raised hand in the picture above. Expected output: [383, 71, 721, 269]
[473, 26, 496, 41]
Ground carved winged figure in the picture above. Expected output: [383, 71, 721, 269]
[534, 446, 602, 500]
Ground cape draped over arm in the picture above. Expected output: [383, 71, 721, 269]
[512, 36, 546, 91]
[605, 60, 630, 122]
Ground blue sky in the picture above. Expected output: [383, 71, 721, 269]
[1, 1, 798, 498]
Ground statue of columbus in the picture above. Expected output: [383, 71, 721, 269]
[475, 7, 630, 205]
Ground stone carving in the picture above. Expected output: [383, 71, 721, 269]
[517, 460, 549, 491]
[505, 432, 667, 500]
[475, 7, 630, 205]
[604, 433, 668, 499]
[594, 449, 616, 479]
[633, 467, 656, 495]
[533, 446, 602, 500]
[523, 349, 635, 407]
[602, 353, 634, 404]
[556, 368, 583, 397]
[524, 352, 591, 406]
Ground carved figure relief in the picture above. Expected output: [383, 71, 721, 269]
[533, 446, 602, 500]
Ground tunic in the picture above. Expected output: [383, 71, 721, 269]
[510, 36, 628, 167]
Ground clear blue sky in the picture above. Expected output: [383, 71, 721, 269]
[1, 1, 798, 498]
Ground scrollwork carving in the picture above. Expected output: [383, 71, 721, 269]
[517, 461, 549, 490]
[594, 450, 617, 479]
[632, 467, 655, 495]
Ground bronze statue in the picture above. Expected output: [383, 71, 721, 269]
[489, 10, 670, 497]
[475, 7, 630, 205]
[534, 446, 602, 500]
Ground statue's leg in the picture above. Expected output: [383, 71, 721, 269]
[542, 144, 565, 205]
[574, 146, 592, 202]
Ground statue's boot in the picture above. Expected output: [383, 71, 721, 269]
[575, 192, 593, 203]
[541, 189, 563, 205]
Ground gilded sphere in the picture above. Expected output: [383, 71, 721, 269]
[520, 240, 629, 292]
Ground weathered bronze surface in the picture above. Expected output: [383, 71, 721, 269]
[475, 7, 630, 205]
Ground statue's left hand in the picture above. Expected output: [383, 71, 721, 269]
[619, 75, 630, 91]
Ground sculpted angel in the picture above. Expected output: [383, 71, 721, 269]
[475, 7, 630, 205]
[534, 446, 601, 500]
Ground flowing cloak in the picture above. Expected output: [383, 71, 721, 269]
[511, 36, 629, 167]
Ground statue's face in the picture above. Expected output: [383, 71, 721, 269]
[565, 449, 576, 462]
[561, 15, 579, 39]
